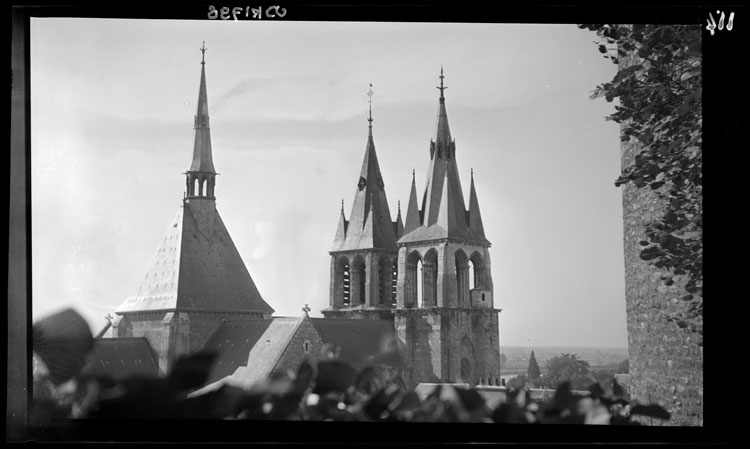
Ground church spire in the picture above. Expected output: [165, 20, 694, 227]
[186, 41, 216, 199]
[331, 84, 397, 252]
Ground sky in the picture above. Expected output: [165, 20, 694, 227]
[30, 18, 626, 348]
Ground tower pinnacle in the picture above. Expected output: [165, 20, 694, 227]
[186, 42, 216, 199]
[437, 67, 447, 100]
[367, 83, 374, 134]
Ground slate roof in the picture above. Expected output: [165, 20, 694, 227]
[331, 115, 398, 253]
[82, 337, 160, 380]
[310, 318, 404, 368]
[398, 71, 490, 247]
[115, 56, 273, 316]
[199, 317, 304, 389]
[115, 201, 274, 315]
[200, 319, 273, 384]
[190, 53, 215, 173]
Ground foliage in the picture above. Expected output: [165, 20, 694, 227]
[505, 374, 527, 391]
[579, 24, 703, 336]
[617, 359, 630, 374]
[538, 353, 594, 391]
[30, 310, 670, 427]
[526, 350, 542, 381]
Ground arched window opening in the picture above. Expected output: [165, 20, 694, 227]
[423, 249, 438, 307]
[455, 250, 469, 306]
[342, 262, 351, 306]
[391, 261, 398, 306]
[470, 252, 484, 289]
[378, 257, 389, 305]
[416, 259, 424, 308]
[351, 257, 366, 306]
[198, 178, 205, 196]
[405, 251, 422, 308]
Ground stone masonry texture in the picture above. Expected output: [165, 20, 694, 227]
[620, 115, 703, 425]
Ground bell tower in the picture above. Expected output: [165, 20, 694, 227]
[394, 69, 501, 385]
[325, 85, 403, 321]
[112, 44, 274, 374]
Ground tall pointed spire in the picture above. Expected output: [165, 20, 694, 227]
[186, 42, 217, 200]
[190, 41, 215, 174]
[331, 84, 397, 252]
[398, 69, 489, 246]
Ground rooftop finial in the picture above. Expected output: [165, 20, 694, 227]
[437, 67, 447, 99]
[471, 168, 474, 179]
[200, 41, 207, 65]
[341, 198, 345, 212]
[367, 83, 374, 128]
[412, 168, 416, 181]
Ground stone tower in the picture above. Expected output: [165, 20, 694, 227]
[112, 44, 274, 374]
[324, 85, 403, 321]
[394, 70, 501, 385]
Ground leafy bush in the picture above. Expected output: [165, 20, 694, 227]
[31, 310, 670, 425]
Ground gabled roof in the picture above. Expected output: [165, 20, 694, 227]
[200, 319, 274, 384]
[310, 318, 404, 368]
[116, 200, 274, 315]
[82, 337, 160, 380]
[224, 317, 304, 389]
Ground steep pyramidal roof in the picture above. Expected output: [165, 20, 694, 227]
[332, 86, 399, 252]
[398, 69, 490, 246]
[116, 45, 273, 315]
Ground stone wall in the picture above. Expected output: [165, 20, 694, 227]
[621, 133, 703, 426]
[275, 317, 326, 374]
[395, 308, 501, 386]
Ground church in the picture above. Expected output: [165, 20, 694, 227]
[88, 45, 502, 390]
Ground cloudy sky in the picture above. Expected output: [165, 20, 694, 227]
[31, 18, 626, 347]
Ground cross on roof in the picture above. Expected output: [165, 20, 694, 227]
[437, 67, 447, 97]
[302, 304, 312, 316]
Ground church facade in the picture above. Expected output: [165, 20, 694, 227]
[99, 47, 501, 389]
